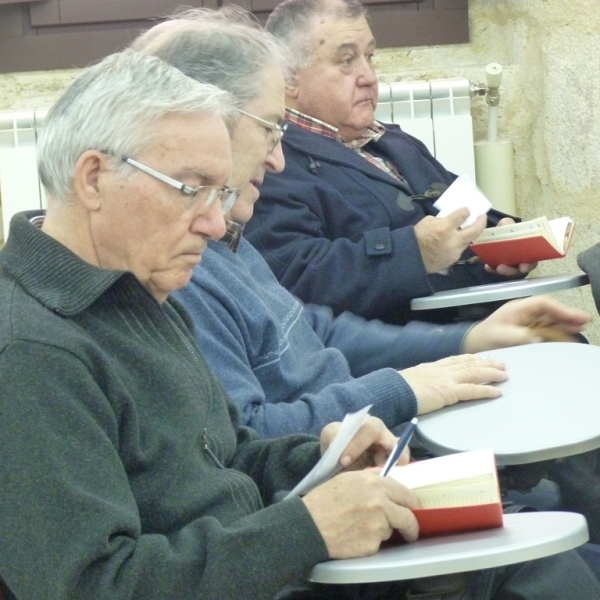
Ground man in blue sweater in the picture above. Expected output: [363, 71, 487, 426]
[244, 0, 538, 326]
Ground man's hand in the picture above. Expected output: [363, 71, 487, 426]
[463, 295, 590, 354]
[483, 217, 537, 277]
[414, 209, 487, 274]
[302, 470, 420, 558]
[400, 354, 507, 415]
[320, 416, 406, 471]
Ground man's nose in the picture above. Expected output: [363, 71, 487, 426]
[266, 141, 285, 174]
[192, 199, 227, 240]
[357, 59, 377, 86]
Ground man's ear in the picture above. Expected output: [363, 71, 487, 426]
[73, 150, 106, 211]
[285, 72, 300, 101]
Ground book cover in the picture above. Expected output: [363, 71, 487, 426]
[389, 448, 503, 538]
[470, 216, 574, 268]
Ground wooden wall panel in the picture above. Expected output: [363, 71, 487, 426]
[0, 0, 468, 74]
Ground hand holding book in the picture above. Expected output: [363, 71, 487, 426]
[433, 176, 575, 268]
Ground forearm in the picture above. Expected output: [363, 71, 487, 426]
[305, 304, 471, 375]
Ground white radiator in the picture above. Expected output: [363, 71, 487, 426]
[376, 78, 476, 182]
[0, 78, 475, 241]
[0, 109, 47, 241]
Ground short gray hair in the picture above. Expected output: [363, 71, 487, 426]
[37, 49, 234, 202]
[132, 6, 291, 109]
[266, 0, 367, 72]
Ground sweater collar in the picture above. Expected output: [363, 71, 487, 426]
[1, 211, 139, 317]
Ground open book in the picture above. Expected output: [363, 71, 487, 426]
[388, 448, 503, 537]
[469, 216, 575, 268]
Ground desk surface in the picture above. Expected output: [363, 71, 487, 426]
[310, 512, 588, 584]
[411, 272, 589, 310]
[416, 342, 600, 465]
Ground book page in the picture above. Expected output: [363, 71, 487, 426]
[389, 449, 499, 509]
[474, 217, 556, 246]
[414, 480, 500, 508]
[548, 217, 575, 252]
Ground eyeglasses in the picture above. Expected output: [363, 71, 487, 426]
[114, 155, 240, 214]
[236, 108, 288, 151]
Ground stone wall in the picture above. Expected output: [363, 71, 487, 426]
[1, 0, 599, 341]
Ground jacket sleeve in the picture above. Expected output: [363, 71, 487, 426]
[175, 278, 419, 438]
[302, 303, 472, 377]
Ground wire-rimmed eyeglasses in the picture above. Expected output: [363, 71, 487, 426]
[110, 154, 240, 214]
[235, 108, 288, 151]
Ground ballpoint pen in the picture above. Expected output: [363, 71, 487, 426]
[380, 417, 418, 477]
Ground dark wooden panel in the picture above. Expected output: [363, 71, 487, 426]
[30, 0, 213, 26]
[249, 0, 418, 8]
[0, 0, 468, 73]
[372, 5, 468, 47]
[0, 27, 150, 72]
[0, 0, 45, 4]
[28, 0, 59, 25]
[434, 0, 468, 8]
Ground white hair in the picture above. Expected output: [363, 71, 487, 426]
[37, 49, 235, 201]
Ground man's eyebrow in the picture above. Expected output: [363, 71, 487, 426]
[334, 42, 359, 57]
[179, 168, 216, 184]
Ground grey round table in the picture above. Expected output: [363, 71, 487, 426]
[416, 342, 600, 465]
[410, 272, 589, 311]
[310, 512, 588, 584]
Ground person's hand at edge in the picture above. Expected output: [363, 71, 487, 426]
[463, 295, 590, 354]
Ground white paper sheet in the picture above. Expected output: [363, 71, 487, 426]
[433, 176, 492, 228]
[285, 404, 372, 498]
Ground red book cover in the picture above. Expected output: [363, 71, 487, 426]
[413, 502, 504, 537]
[470, 236, 565, 268]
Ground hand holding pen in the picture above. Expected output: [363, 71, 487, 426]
[380, 417, 418, 477]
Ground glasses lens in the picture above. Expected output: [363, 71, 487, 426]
[271, 122, 287, 150]
[221, 188, 240, 213]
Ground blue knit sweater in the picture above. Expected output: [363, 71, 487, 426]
[174, 238, 472, 438]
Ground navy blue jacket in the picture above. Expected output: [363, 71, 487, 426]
[246, 123, 511, 324]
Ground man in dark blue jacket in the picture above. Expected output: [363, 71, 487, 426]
[245, 0, 536, 325]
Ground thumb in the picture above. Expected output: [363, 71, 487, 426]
[444, 207, 471, 228]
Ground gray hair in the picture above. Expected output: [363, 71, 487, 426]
[132, 6, 291, 109]
[266, 0, 368, 73]
[37, 49, 234, 201]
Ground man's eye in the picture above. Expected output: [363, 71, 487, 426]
[341, 57, 355, 67]
[366, 53, 375, 63]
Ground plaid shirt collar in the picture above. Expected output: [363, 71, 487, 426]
[285, 108, 385, 149]
[218, 220, 244, 253]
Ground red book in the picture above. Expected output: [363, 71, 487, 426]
[389, 448, 503, 538]
[469, 216, 574, 268]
